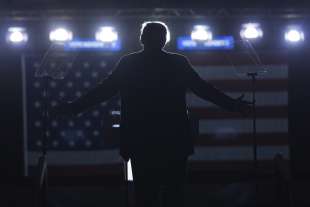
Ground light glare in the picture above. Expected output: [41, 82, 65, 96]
[240, 23, 263, 39]
[191, 25, 212, 41]
[49, 28, 73, 42]
[285, 29, 304, 43]
[7, 27, 28, 44]
[95, 26, 118, 42]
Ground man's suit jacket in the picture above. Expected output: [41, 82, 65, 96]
[72, 50, 238, 160]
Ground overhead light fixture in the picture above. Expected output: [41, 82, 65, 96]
[95, 26, 118, 42]
[191, 25, 212, 41]
[49, 27, 73, 43]
[240, 23, 263, 40]
[285, 27, 304, 43]
[6, 27, 28, 44]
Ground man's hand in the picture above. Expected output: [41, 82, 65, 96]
[234, 94, 253, 116]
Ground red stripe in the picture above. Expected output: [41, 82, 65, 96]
[40, 164, 123, 177]
[183, 51, 288, 66]
[208, 79, 288, 92]
[196, 133, 288, 146]
[190, 106, 288, 119]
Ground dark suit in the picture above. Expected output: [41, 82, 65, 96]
[71, 49, 238, 206]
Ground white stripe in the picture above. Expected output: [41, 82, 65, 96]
[28, 150, 122, 166]
[187, 91, 288, 107]
[194, 65, 288, 80]
[190, 146, 289, 161]
[28, 145, 290, 165]
[199, 119, 288, 134]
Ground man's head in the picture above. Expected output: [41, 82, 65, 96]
[140, 21, 169, 50]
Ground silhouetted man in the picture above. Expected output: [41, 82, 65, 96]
[56, 22, 250, 207]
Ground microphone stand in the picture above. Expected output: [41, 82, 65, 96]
[35, 43, 64, 207]
[247, 71, 259, 207]
[226, 39, 265, 206]
[240, 40, 263, 175]
[35, 44, 77, 207]
[34, 44, 54, 207]
[36, 75, 50, 207]
[243, 40, 264, 206]
[247, 72, 258, 172]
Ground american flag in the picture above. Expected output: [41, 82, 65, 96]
[24, 51, 288, 166]
[186, 52, 288, 161]
[25, 54, 122, 161]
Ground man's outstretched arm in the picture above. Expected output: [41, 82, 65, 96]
[182, 56, 249, 113]
[55, 58, 124, 116]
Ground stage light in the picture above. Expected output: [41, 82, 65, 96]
[49, 28, 73, 42]
[191, 25, 212, 41]
[95, 26, 118, 42]
[6, 27, 28, 44]
[285, 28, 304, 43]
[240, 23, 263, 39]
[141, 21, 171, 43]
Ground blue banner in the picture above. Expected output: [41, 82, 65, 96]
[177, 36, 234, 51]
[64, 40, 121, 51]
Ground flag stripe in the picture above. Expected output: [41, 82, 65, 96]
[194, 65, 288, 80]
[207, 79, 287, 92]
[196, 133, 288, 146]
[186, 52, 288, 66]
[199, 119, 288, 134]
[191, 106, 288, 119]
[187, 92, 288, 107]
[191, 146, 289, 161]
[27, 145, 289, 166]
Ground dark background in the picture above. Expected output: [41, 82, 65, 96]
[0, 0, 308, 10]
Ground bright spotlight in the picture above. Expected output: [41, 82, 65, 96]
[95, 26, 118, 42]
[240, 23, 263, 40]
[191, 25, 212, 41]
[285, 28, 304, 43]
[49, 28, 73, 42]
[6, 27, 28, 44]
[141, 21, 171, 43]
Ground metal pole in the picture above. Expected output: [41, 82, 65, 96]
[249, 72, 257, 169]
[37, 75, 50, 207]
[248, 72, 258, 206]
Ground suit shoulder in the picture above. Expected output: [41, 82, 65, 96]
[120, 50, 143, 61]
[165, 51, 189, 62]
